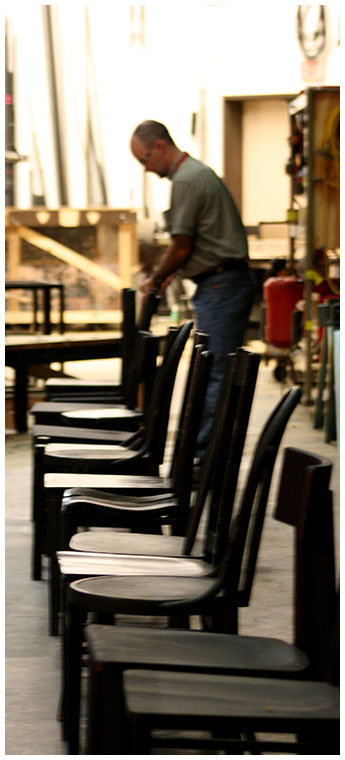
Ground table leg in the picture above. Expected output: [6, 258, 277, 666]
[33, 288, 38, 333]
[14, 365, 28, 433]
[59, 285, 65, 334]
[43, 287, 51, 334]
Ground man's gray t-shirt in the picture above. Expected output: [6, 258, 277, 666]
[166, 155, 248, 278]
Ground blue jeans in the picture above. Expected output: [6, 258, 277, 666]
[191, 267, 256, 460]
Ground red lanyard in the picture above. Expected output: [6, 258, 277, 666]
[173, 152, 189, 174]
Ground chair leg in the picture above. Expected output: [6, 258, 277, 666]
[168, 615, 190, 629]
[57, 577, 68, 739]
[32, 515, 44, 581]
[86, 664, 130, 754]
[31, 444, 47, 580]
[65, 602, 87, 754]
[47, 490, 62, 635]
[296, 728, 339, 755]
[203, 600, 239, 634]
[128, 715, 151, 755]
[94, 611, 115, 625]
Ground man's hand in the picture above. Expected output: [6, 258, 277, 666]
[140, 275, 157, 299]
[140, 235, 192, 299]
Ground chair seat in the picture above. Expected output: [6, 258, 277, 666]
[46, 378, 120, 388]
[45, 473, 173, 492]
[31, 401, 138, 415]
[69, 531, 202, 556]
[63, 488, 175, 506]
[58, 550, 210, 578]
[123, 668, 339, 728]
[68, 574, 218, 614]
[33, 424, 133, 444]
[31, 401, 143, 431]
[45, 443, 140, 461]
[62, 407, 142, 420]
[87, 623, 309, 675]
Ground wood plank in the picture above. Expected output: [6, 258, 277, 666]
[118, 224, 138, 288]
[6, 228, 21, 305]
[17, 226, 122, 289]
[5, 207, 136, 227]
[5, 309, 122, 325]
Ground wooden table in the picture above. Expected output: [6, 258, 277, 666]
[5, 332, 122, 433]
[5, 280, 65, 334]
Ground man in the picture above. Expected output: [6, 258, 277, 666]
[130, 120, 255, 462]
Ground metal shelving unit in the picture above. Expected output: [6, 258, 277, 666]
[288, 86, 340, 405]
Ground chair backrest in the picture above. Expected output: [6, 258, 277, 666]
[274, 446, 335, 679]
[123, 331, 159, 410]
[120, 289, 136, 389]
[169, 331, 209, 480]
[121, 289, 160, 389]
[324, 589, 339, 686]
[135, 321, 194, 472]
[219, 386, 302, 612]
[183, 349, 261, 560]
[170, 345, 212, 533]
[136, 290, 160, 332]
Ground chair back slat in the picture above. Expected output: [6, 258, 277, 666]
[120, 289, 136, 389]
[140, 334, 160, 416]
[169, 331, 209, 480]
[183, 349, 260, 558]
[123, 331, 158, 410]
[121, 289, 160, 391]
[171, 347, 212, 533]
[142, 321, 194, 471]
[220, 387, 302, 611]
[274, 447, 335, 679]
[207, 349, 261, 565]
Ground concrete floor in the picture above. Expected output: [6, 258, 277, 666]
[5, 345, 340, 755]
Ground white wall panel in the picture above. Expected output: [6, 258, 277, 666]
[5, 2, 341, 219]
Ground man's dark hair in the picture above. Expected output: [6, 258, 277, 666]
[132, 121, 175, 148]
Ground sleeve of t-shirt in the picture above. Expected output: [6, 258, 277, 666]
[169, 179, 200, 237]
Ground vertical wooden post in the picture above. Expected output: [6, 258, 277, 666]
[6, 227, 21, 311]
[118, 223, 138, 288]
[7, 226, 21, 278]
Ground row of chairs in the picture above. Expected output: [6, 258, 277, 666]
[28, 288, 339, 753]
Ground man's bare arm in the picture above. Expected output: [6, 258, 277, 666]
[141, 235, 193, 297]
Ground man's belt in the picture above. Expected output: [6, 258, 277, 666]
[192, 259, 248, 284]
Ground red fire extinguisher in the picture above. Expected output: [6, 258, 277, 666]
[264, 277, 304, 349]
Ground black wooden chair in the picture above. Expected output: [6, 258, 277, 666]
[31, 330, 158, 582]
[83, 446, 336, 753]
[123, 469, 338, 755]
[44, 287, 135, 402]
[124, 658, 339, 754]
[42, 322, 194, 633]
[62, 386, 301, 752]
[44, 289, 160, 402]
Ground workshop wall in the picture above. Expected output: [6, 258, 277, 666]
[7, 3, 341, 225]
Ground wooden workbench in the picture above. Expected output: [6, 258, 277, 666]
[5, 207, 139, 315]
